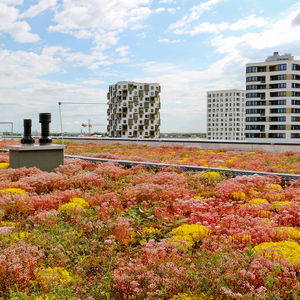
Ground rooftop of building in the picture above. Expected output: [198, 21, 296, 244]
[110, 81, 160, 86]
[265, 52, 294, 62]
[207, 89, 245, 94]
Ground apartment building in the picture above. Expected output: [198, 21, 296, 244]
[107, 81, 161, 138]
[245, 52, 300, 140]
[207, 89, 245, 140]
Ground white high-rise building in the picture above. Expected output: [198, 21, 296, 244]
[245, 52, 300, 140]
[107, 81, 161, 138]
[207, 89, 245, 140]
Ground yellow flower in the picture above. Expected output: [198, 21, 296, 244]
[249, 189, 259, 197]
[170, 292, 219, 299]
[35, 294, 55, 300]
[170, 224, 211, 248]
[142, 227, 158, 235]
[256, 210, 272, 218]
[200, 172, 221, 180]
[9, 231, 33, 240]
[230, 192, 246, 201]
[268, 184, 282, 191]
[37, 267, 73, 287]
[0, 188, 26, 195]
[2, 231, 35, 244]
[248, 198, 269, 206]
[70, 197, 89, 208]
[276, 227, 300, 240]
[271, 201, 292, 209]
[254, 241, 300, 265]
[0, 163, 9, 169]
[58, 197, 89, 213]
[228, 233, 252, 244]
[0, 221, 17, 227]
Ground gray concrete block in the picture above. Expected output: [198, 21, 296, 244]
[6, 145, 66, 172]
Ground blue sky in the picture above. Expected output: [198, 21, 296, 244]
[1, 0, 300, 133]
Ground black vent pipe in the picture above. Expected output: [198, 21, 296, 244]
[39, 113, 52, 145]
[21, 119, 35, 145]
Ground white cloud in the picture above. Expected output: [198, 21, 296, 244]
[48, 0, 155, 50]
[159, 0, 176, 3]
[157, 38, 182, 43]
[1, 0, 23, 5]
[82, 79, 107, 85]
[0, 48, 62, 88]
[185, 14, 267, 35]
[154, 7, 165, 13]
[0, 3, 39, 42]
[0, 80, 108, 132]
[21, 0, 58, 18]
[0, 46, 108, 131]
[171, 11, 267, 35]
[133, 54, 245, 132]
[116, 46, 129, 57]
[212, 4, 300, 55]
[169, 0, 223, 34]
[167, 7, 176, 14]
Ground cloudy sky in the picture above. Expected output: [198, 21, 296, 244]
[1, 0, 300, 133]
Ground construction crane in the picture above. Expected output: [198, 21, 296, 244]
[81, 119, 106, 136]
[58, 101, 107, 142]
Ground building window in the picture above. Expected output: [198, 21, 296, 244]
[270, 100, 286, 105]
[277, 64, 287, 71]
[292, 108, 300, 113]
[292, 64, 300, 71]
[269, 133, 286, 138]
[270, 108, 286, 113]
[269, 125, 286, 130]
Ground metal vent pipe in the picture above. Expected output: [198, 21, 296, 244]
[21, 119, 34, 145]
[39, 113, 52, 145]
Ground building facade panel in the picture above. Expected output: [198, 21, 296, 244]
[107, 81, 161, 138]
[207, 89, 245, 140]
[245, 52, 300, 141]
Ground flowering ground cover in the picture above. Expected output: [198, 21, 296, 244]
[63, 141, 300, 174]
[1, 139, 300, 174]
[0, 158, 299, 299]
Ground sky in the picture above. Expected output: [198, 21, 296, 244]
[1, 0, 300, 133]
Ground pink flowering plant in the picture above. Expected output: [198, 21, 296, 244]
[0, 151, 299, 299]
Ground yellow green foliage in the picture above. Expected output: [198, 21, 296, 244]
[170, 224, 211, 248]
[170, 292, 220, 299]
[271, 201, 292, 209]
[254, 241, 300, 265]
[276, 227, 300, 240]
[58, 197, 89, 213]
[0, 163, 9, 169]
[200, 172, 221, 180]
[228, 233, 251, 244]
[35, 294, 55, 300]
[268, 184, 283, 190]
[37, 267, 73, 287]
[0, 221, 17, 227]
[248, 198, 269, 206]
[142, 226, 158, 235]
[230, 191, 246, 201]
[0, 188, 26, 195]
